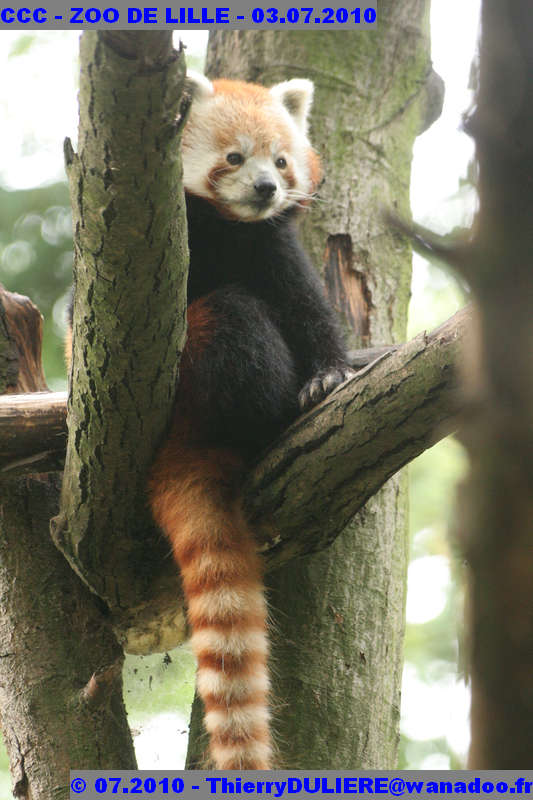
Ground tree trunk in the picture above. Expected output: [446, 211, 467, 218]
[456, 0, 533, 769]
[188, 11, 440, 769]
[0, 291, 136, 799]
[0, 31, 190, 795]
[50, 32, 191, 652]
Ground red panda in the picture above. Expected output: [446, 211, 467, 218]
[67, 73, 354, 770]
[148, 73, 355, 770]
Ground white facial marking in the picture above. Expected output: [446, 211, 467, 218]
[181, 77, 316, 221]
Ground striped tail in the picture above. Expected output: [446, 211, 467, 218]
[149, 443, 272, 770]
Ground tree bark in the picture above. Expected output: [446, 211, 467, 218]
[0, 284, 135, 799]
[0, 31, 190, 795]
[0, 287, 47, 394]
[50, 32, 189, 630]
[188, 11, 439, 769]
[0, 304, 465, 656]
[453, 0, 533, 769]
[0, 391, 67, 475]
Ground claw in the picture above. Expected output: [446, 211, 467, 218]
[298, 364, 357, 412]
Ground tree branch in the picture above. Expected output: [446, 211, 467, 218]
[50, 32, 189, 615]
[0, 312, 464, 491]
[0, 392, 67, 476]
[248, 306, 467, 566]
[0, 303, 468, 652]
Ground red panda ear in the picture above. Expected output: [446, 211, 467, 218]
[270, 79, 314, 132]
[185, 70, 215, 102]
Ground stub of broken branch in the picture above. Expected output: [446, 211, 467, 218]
[0, 286, 63, 476]
[0, 392, 67, 477]
[0, 285, 48, 394]
[79, 660, 123, 709]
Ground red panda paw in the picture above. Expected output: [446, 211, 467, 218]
[298, 365, 357, 412]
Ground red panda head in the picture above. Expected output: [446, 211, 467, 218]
[182, 72, 322, 221]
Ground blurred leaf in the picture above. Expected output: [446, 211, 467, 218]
[8, 35, 37, 59]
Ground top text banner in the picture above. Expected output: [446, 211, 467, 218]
[0, 0, 377, 28]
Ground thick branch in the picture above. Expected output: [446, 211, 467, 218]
[248, 306, 466, 565]
[0, 310, 469, 563]
[0, 257, 135, 799]
[51, 32, 189, 612]
[0, 392, 67, 476]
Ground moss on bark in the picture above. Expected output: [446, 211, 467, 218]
[51, 33, 189, 624]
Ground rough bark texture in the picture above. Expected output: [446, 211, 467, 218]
[0, 290, 135, 799]
[0, 477, 136, 798]
[188, 12, 438, 770]
[50, 32, 189, 634]
[0, 286, 47, 394]
[249, 308, 467, 567]
[0, 391, 67, 476]
[455, 0, 533, 769]
[0, 305, 465, 656]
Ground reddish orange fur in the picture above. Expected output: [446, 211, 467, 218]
[307, 149, 323, 195]
[148, 301, 272, 770]
[212, 80, 292, 155]
[64, 326, 72, 369]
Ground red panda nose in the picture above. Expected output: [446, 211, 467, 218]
[254, 177, 277, 200]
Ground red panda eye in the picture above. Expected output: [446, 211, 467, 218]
[275, 157, 287, 169]
[227, 152, 244, 166]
